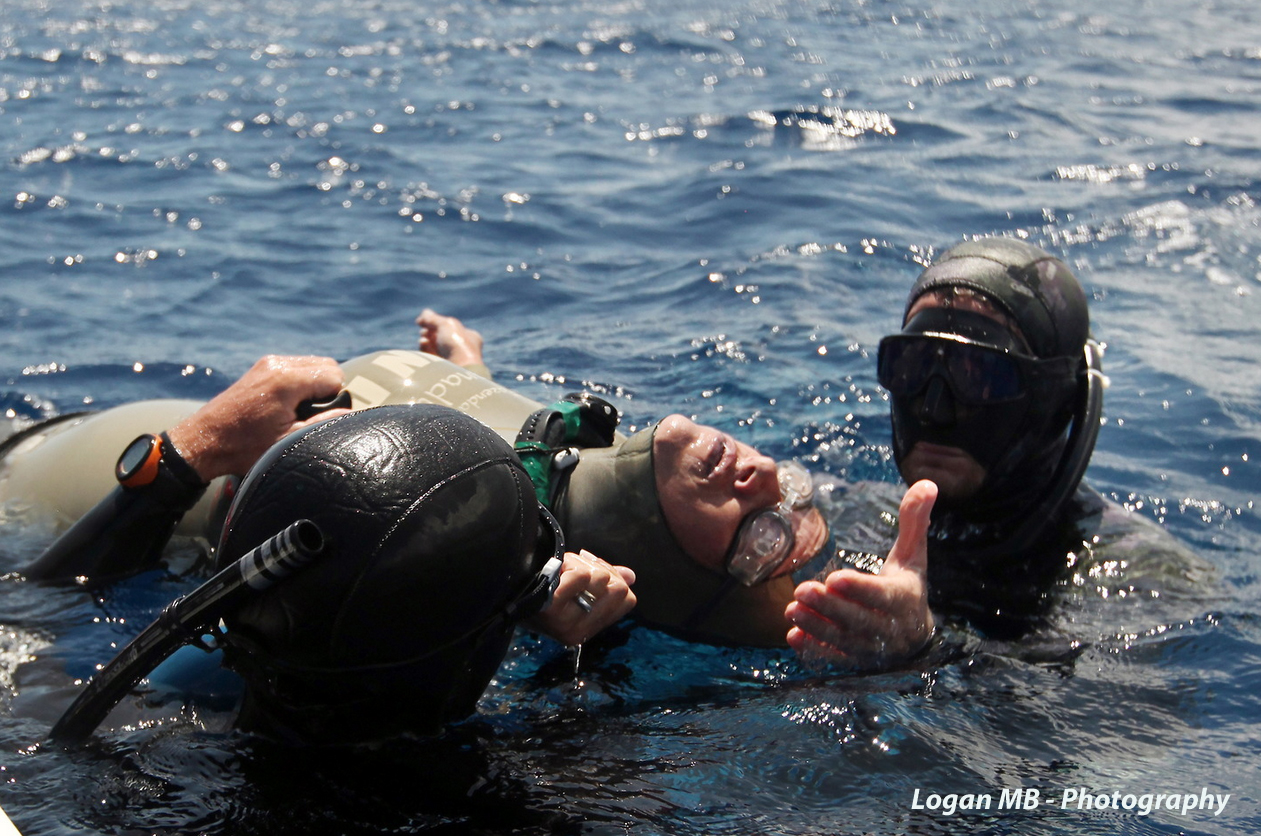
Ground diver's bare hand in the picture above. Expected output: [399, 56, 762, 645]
[416, 308, 485, 367]
[785, 479, 937, 669]
[529, 549, 636, 646]
[166, 355, 348, 481]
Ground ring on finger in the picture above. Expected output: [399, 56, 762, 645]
[575, 590, 598, 612]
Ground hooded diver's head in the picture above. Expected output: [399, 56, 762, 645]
[214, 404, 560, 746]
[878, 238, 1092, 520]
[555, 416, 826, 647]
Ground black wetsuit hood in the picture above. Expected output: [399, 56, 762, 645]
[215, 404, 557, 745]
[889, 238, 1096, 553]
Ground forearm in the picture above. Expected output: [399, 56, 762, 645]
[25, 459, 207, 583]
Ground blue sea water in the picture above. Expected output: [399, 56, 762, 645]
[1, 0, 1260, 833]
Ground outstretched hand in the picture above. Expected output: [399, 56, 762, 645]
[529, 549, 637, 646]
[166, 355, 349, 481]
[785, 479, 938, 669]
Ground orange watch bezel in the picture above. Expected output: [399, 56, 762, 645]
[116, 434, 164, 489]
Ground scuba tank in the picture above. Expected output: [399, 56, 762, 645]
[0, 351, 551, 543]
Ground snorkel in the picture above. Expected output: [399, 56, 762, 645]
[50, 404, 569, 746]
[49, 519, 328, 743]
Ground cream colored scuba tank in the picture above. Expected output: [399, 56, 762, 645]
[0, 352, 541, 542]
[338, 350, 542, 443]
[0, 400, 232, 541]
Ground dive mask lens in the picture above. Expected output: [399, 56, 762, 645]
[878, 334, 1025, 405]
[724, 461, 813, 586]
[726, 512, 793, 586]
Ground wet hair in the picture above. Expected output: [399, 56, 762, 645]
[215, 404, 553, 745]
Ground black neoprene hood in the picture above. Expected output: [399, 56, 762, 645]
[889, 238, 1094, 523]
[905, 237, 1089, 360]
[215, 404, 545, 744]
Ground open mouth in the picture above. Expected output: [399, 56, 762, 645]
[701, 432, 735, 480]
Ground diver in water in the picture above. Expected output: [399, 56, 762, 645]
[8, 355, 635, 649]
[784, 238, 1203, 669]
[8, 306, 940, 651]
[43, 402, 580, 745]
[209, 403, 573, 745]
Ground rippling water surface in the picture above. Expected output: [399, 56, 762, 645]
[2, 0, 1260, 834]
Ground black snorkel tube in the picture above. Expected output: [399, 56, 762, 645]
[49, 519, 328, 744]
[972, 338, 1106, 559]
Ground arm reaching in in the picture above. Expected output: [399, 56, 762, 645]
[785, 479, 938, 669]
[529, 549, 637, 646]
[26, 355, 348, 583]
[168, 354, 348, 481]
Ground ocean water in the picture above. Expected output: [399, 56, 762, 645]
[1, 0, 1260, 834]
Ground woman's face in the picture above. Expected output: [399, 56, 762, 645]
[651, 415, 826, 575]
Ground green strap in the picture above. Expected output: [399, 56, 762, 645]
[514, 440, 554, 507]
[514, 397, 612, 509]
[554, 400, 582, 441]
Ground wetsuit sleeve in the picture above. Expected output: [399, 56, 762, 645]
[25, 445, 208, 584]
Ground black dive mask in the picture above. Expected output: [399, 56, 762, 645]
[883, 307, 1078, 510]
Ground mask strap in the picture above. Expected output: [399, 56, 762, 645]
[967, 339, 1106, 559]
[503, 506, 566, 620]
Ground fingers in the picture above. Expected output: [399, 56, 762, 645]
[883, 479, 937, 574]
[822, 566, 915, 613]
[529, 549, 637, 646]
[416, 308, 440, 353]
[786, 625, 850, 664]
[168, 354, 346, 480]
[564, 547, 636, 587]
[290, 405, 352, 433]
[555, 550, 634, 618]
[786, 574, 900, 650]
[781, 574, 882, 655]
[786, 560, 935, 667]
[249, 354, 345, 407]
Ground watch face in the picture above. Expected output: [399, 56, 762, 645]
[117, 434, 160, 485]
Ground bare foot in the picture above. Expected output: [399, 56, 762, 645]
[415, 309, 485, 367]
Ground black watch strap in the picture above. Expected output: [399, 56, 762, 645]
[156, 432, 208, 491]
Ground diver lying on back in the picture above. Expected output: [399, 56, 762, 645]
[416, 280, 1213, 675]
[7, 328, 854, 650]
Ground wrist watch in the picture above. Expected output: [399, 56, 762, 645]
[115, 432, 207, 494]
[116, 433, 164, 488]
